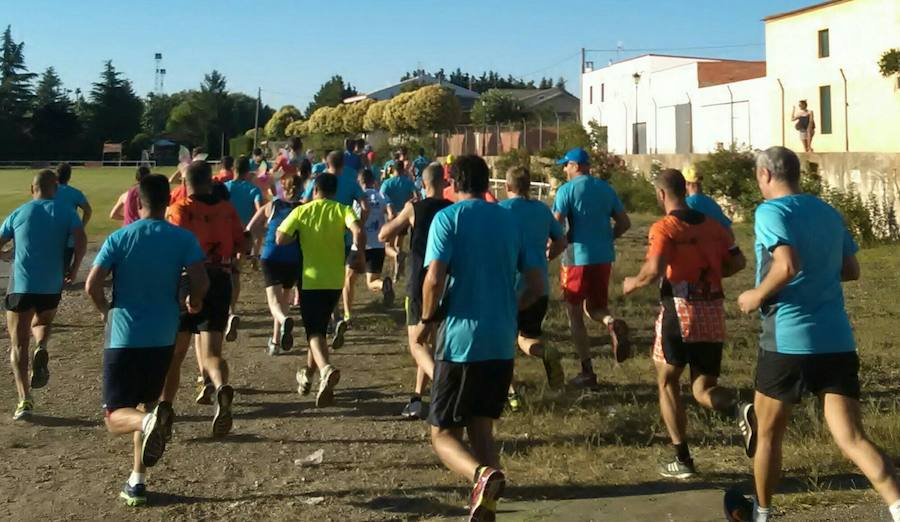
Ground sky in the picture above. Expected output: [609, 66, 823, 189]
[4, 0, 817, 109]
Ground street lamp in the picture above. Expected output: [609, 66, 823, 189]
[632, 72, 641, 154]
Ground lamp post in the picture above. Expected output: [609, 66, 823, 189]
[632, 72, 641, 154]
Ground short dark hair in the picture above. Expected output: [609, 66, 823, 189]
[506, 167, 530, 195]
[186, 160, 212, 189]
[418, 147, 425, 156]
[236, 155, 251, 176]
[253, 147, 263, 156]
[136, 165, 151, 181]
[34, 169, 58, 193]
[356, 138, 366, 150]
[345, 138, 356, 152]
[326, 150, 344, 171]
[315, 173, 338, 197]
[222, 156, 235, 170]
[452, 155, 490, 195]
[139, 174, 171, 212]
[757, 146, 801, 185]
[360, 168, 376, 186]
[299, 158, 312, 182]
[289, 136, 303, 151]
[654, 168, 687, 199]
[192, 146, 205, 157]
[56, 162, 72, 184]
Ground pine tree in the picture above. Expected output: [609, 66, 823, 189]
[305, 75, 357, 118]
[86, 60, 143, 154]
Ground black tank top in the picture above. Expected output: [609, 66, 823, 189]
[407, 197, 452, 296]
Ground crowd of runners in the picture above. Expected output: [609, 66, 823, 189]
[1, 139, 899, 522]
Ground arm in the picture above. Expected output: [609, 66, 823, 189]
[347, 219, 367, 272]
[246, 202, 272, 232]
[417, 259, 449, 346]
[356, 196, 369, 224]
[623, 255, 666, 295]
[66, 227, 88, 284]
[109, 193, 126, 221]
[547, 235, 568, 261]
[518, 267, 544, 311]
[791, 106, 798, 120]
[85, 265, 111, 321]
[737, 244, 799, 313]
[379, 202, 413, 243]
[612, 210, 631, 239]
[184, 261, 210, 313]
[78, 201, 93, 227]
[0, 235, 12, 261]
[841, 254, 860, 282]
[275, 230, 295, 246]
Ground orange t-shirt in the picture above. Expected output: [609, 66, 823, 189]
[647, 209, 732, 297]
[169, 183, 187, 205]
[167, 195, 244, 265]
[443, 184, 498, 203]
[213, 169, 235, 183]
[275, 155, 299, 177]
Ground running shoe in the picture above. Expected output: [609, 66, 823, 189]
[738, 402, 757, 458]
[280, 317, 294, 351]
[155, 401, 175, 442]
[469, 466, 505, 522]
[658, 458, 696, 479]
[331, 319, 349, 350]
[225, 314, 240, 342]
[608, 318, 632, 363]
[119, 482, 147, 507]
[31, 347, 50, 389]
[140, 412, 166, 467]
[315, 365, 341, 408]
[401, 398, 425, 420]
[266, 339, 280, 357]
[541, 345, 564, 389]
[195, 382, 215, 405]
[382, 277, 395, 308]
[211, 385, 234, 438]
[296, 368, 313, 396]
[569, 371, 598, 389]
[723, 488, 754, 522]
[507, 390, 522, 413]
[13, 399, 33, 420]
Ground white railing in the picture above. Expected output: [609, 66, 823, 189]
[0, 160, 156, 169]
[488, 178, 552, 200]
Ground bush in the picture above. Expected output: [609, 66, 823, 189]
[694, 145, 759, 220]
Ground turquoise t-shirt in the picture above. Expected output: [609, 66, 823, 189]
[425, 199, 540, 363]
[312, 162, 327, 174]
[552, 174, 624, 266]
[754, 194, 858, 355]
[95, 219, 205, 349]
[499, 197, 564, 296]
[225, 179, 263, 226]
[55, 184, 87, 247]
[381, 175, 417, 213]
[302, 167, 364, 207]
[1, 199, 82, 294]
[687, 193, 732, 229]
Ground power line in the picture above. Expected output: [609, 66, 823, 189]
[584, 43, 763, 54]
[519, 51, 582, 79]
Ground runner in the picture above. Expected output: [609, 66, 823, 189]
[344, 138, 361, 174]
[276, 173, 366, 407]
[499, 167, 568, 410]
[621, 168, 753, 479]
[249, 147, 268, 174]
[213, 155, 235, 183]
[724, 147, 900, 522]
[683, 165, 734, 239]
[110, 166, 151, 226]
[163, 160, 245, 437]
[85, 174, 209, 506]
[552, 147, 632, 388]
[54, 162, 93, 273]
[224, 156, 264, 342]
[380, 158, 417, 281]
[342, 168, 394, 325]
[411, 147, 430, 184]
[0, 170, 86, 419]
[417, 155, 543, 521]
[273, 137, 304, 179]
[379, 162, 450, 419]
[246, 174, 302, 356]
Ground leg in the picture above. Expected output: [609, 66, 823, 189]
[265, 285, 288, 343]
[30, 308, 57, 349]
[193, 334, 204, 378]
[414, 366, 429, 396]
[691, 372, 736, 412]
[565, 301, 590, 363]
[230, 271, 240, 315]
[753, 392, 792, 509]
[342, 267, 356, 320]
[197, 332, 228, 388]
[823, 393, 900, 506]
[365, 273, 384, 292]
[407, 325, 435, 381]
[307, 335, 331, 370]
[431, 426, 480, 480]
[467, 417, 499, 469]
[656, 361, 687, 445]
[160, 332, 192, 403]
[517, 335, 544, 358]
[7, 310, 34, 402]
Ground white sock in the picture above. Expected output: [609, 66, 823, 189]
[889, 499, 900, 522]
[753, 502, 771, 522]
[128, 471, 145, 487]
[140, 413, 154, 434]
[602, 315, 614, 326]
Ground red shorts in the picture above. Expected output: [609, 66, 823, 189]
[560, 263, 611, 309]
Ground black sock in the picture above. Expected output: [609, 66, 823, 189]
[410, 395, 421, 403]
[674, 442, 691, 463]
[580, 359, 594, 375]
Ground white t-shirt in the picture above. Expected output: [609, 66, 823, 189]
[353, 188, 390, 251]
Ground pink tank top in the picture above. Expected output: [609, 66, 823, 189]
[123, 185, 141, 225]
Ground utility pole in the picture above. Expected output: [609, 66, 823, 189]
[253, 87, 261, 150]
[580, 47, 586, 74]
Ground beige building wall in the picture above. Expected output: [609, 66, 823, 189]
[765, 0, 900, 153]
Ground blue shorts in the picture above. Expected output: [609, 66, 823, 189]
[102, 346, 174, 412]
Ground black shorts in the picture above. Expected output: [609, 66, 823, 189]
[755, 349, 861, 404]
[428, 359, 514, 428]
[517, 296, 549, 339]
[4, 293, 61, 314]
[300, 289, 341, 340]
[261, 259, 300, 289]
[349, 248, 385, 274]
[102, 346, 174, 411]
[179, 269, 232, 333]
[405, 295, 422, 326]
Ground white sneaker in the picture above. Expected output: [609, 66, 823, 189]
[296, 368, 313, 396]
[315, 365, 341, 407]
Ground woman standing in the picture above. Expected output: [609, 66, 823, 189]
[791, 100, 816, 152]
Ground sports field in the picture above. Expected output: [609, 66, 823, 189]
[0, 168, 897, 520]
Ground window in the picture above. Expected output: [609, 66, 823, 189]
[819, 85, 832, 134]
[601, 83, 605, 102]
[818, 29, 830, 58]
[589, 86, 593, 104]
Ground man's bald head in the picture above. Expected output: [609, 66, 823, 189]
[654, 168, 687, 200]
[32, 169, 58, 199]
[422, 162, 444, 190]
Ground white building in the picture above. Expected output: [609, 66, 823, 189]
[580, 54, 771, 154]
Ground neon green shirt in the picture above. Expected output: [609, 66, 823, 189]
[278, 199, 357, 290]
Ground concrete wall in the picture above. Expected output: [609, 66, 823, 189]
[765, 0, 900, 152]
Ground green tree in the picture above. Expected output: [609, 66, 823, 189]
[33, 67, 66, 107]
[363, 100, 389, 131]
[166, 96, 207, 145]
[142, 92, 184, 135]
[86, 60, 143, 156]
[406, 85, 461, 132]
[264, 104, 302, 139]
[31, 67, 81, 159]
[305, 75, 357, 117]
[382, 92, 416, 134]
[341, 98, 374, 134]
[470, 89, 524, 125]
[879, 48, 900, 77]
[285, 120, 308, 137]
[0, 25, 36, 158]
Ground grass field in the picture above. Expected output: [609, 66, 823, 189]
[0, 168, 897, 519]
